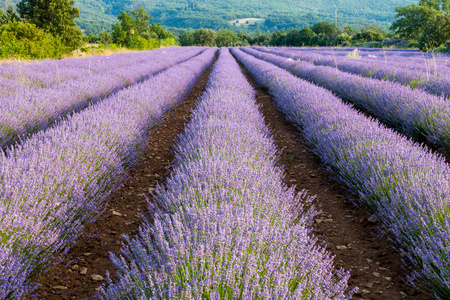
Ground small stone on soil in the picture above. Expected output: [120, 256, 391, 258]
[372, 272, 381, 277]
[336, 245, 348, 250]
[80, 267, 87, 275]
[92, 274, 104, 281]
[53, 286, 68, 290]
[112, 211, 123, 216]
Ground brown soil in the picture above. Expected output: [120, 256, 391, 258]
[237, 64, 431, 300]
[31, 53, 216, 299]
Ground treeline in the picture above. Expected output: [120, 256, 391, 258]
[0, 3, 176, 59]
[179, 22, 388, 47]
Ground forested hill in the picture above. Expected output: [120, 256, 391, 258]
[0, 0, 418, 34]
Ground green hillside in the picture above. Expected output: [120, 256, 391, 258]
[0, 0, 418, 34]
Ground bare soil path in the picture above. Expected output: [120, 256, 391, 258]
[31, 53, 217, 300]
[237, 63, 431, 300]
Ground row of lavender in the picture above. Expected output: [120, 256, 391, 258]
[0, 48, 185, 94]
[0, 48, 216, 299]
[99, 48, 352, 299]
[261, 47, 450, 98]
[243, 47, 450, 152]
[281, 47, 450, 78]
[0, 47, 206, 150]
[232, 47, 450, 299]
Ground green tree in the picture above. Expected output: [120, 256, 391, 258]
[179, 31, 194, 46]
[352, 29, 384, 43]
[99, 29, 113, 45]
[131, 6, 152, 34]
[298, 27, 316, 46]
[237, 31, 252, 45]
[193, 28, 215, 46]
[335, 33, 352, 45]
[17, 0, 82, 49]
[0, 7, 20, 26]
[343, 25, 358, 35]
[112, 10, 136, 46]
[391, 0, 450, 40]
[215, 29, 238, 46]
[310, 33, 331, 46]
[285, 28, 301, 46]
[418, 13, 450, 50]
[111, 6, 174, 49]
[311, 21, 335, 36]
[150, 23, 174, 39]
[269, 30, 286, 46]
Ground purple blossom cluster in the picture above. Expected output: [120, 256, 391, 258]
[99, 48, 353, 299]
[0, 48, 216, 298]
[0, 47, 206, 150]
[242, 47, 450, 152]
[231, 47, 450, 299]
[258, 47, 450, 98]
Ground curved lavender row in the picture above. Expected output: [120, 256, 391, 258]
[232, 47, 450, 299]
[257, 47, 450, 98]
[0, 48, 216, 299]
[242, 47, 450, 152]
[0, 47, 206, 150]
[0, 47, 190, 93]
[99, 48, 353, 299]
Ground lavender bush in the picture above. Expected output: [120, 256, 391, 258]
[99, 48, 353, 299]
[0, 48, 216, 299]
[232, 47, 450, 299]
[0, 47, 206, 150]
[242, 47, 450, 152]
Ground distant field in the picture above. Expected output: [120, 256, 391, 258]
[228, 18, 266, 27]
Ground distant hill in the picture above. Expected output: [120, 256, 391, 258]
[0, 0, 418, 34]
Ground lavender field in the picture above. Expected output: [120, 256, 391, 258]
[1, 46, 449, 299]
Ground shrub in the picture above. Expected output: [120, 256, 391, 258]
[0, 21, 66, 59]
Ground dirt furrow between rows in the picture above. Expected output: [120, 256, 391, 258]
[238, 63, 430, 300]
[31, 54, 217, 300]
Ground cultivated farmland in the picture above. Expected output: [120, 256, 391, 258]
[1, 46, 448, 299]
